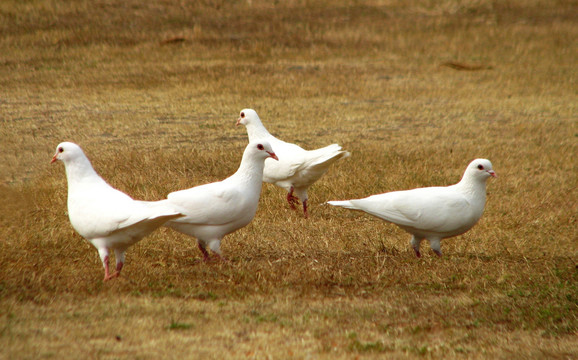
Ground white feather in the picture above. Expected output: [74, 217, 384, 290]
[52, 142, 183, 280]
[328, 159, 496, 257]
[164, 141, 277, 260]
[237, 109, 349, 217]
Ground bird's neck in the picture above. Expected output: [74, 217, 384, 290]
[64, 158, 107, 190]
[246, 122, 271, 142]
[230, 156, 266, 187]
[455, 177, 487, 202]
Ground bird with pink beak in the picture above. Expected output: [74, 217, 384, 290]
[237, 108, 349, 218]
[51, 142, 183, 281]
[163, 141, 278, 261]
[328, 159, 497, 257]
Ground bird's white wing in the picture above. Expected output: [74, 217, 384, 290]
[262, 137, 308, 182]
[167, 181, 245, 226]
[348, 187, 471, 232]
[295, 144, 349, 181]
[68, 185, 164, 238]
[302, 144, 348, 167]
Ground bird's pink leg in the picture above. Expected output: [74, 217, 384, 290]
[113, 261, 124, 278]
[302, 199, 309, 218]
[429, 239, 442, 258]
[198, 242, 211, 262]
[411, 236, 423, 258]
[103, 256, 113, 281]
[103, 258, 122, 281]
[286, 187, 299, 210]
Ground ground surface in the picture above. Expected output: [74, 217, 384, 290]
[0, 0, 576, 359]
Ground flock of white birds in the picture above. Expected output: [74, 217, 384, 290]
[52, 109, 496, 281]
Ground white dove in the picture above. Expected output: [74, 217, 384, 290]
[328, 159, 496, 257]
[51, 142, 183, 281]
[163, 141, 278, 261]
[237, 108, 349, 218]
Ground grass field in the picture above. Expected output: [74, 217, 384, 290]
[0, 0, 576, 358]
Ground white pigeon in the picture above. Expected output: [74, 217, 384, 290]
[51, 142, 183, 281]
[237, 108, 349, 218]
[163, 141, 278, 261]
[328, 159, 496, 257]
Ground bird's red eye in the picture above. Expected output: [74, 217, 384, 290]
[477, 164, 484, 170]
[257, 144, 264, 150]
[241, 112, 245, 118]
[58, 147, 64, 153]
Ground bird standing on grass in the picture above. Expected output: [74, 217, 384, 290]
[163, 141, 278, 261]
[237, 108, 349, 218]
[51, 142, 183, 281]
[328, 159, 496, 257]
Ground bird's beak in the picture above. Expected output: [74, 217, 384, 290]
[236, 117, 242, 126]
[50, 154, 58, 164]
[267, 151, 279, 161]
[488, 170, 497, 178]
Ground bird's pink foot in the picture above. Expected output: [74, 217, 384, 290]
[103, 255, 112, 281]
[286, 188, 299, 210]
[111, 261, 124, 278]
[413, 247, 421, 258]
[198, 243, 211, 262]
[104, 260, 123, 281]
[104, 272, 120, 281]
[432, 249, 442, 257]
[302, 200, 309, 218]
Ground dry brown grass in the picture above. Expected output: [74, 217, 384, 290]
[0, 0, 576, 358]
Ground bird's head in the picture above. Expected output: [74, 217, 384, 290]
[236, 108, 260, 127]
[51, 142, 84, 164]
[467, 159, 497, 180]
[249, 140, 278, 161]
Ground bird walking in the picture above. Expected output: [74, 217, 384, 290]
[51, 142, 183, 281]
[328, 159, 496, 257]
[237, 108, 349, 218]
[163, 141, 278, 261]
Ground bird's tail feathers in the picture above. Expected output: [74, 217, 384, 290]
[307, 144, 350, 167]
[136, 199, 184, 219]
[327, 200, 355, 209]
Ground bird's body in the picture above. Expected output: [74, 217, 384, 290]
[237, 109, 349, 217]
[164, 141, 278, 261]
[52, 142, 183, 281]
[328, 159, 496, 257]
